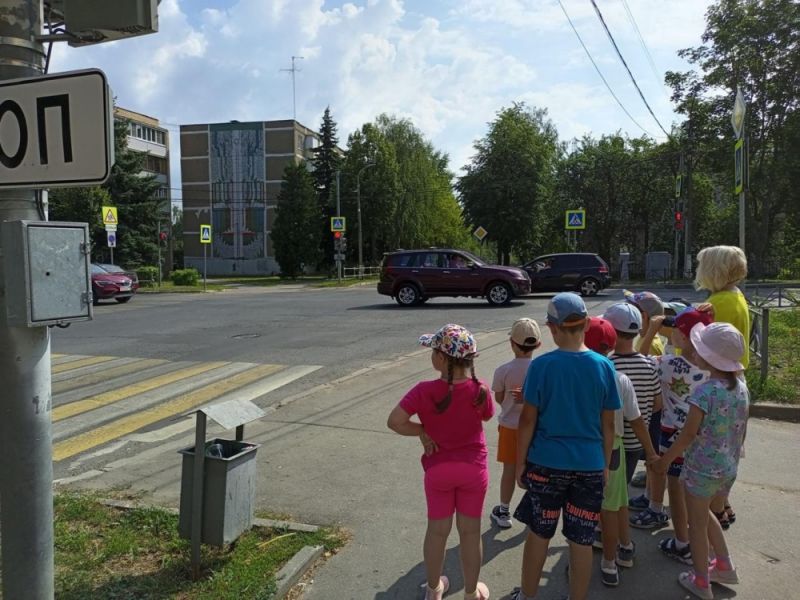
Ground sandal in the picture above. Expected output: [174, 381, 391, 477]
[724, 502, 736, 524]
[423, 575, 450, 600]
[713, 510, 731, 530]
[465, 581, 490, 599]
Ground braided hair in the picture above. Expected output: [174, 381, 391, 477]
[434, 352, 488, 413]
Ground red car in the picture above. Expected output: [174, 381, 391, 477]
[91, 264, 138, 304]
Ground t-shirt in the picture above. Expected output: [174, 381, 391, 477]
[655, 354, 708, 431]
[611, 352, 660, 452]
[522, 350, 621, 471]
[399, 378, 494, 471]
[615, 372, 640, 438]
[684, 379, 749, 479]
[708, 290, 750, 369]
[635, 334, 665, 356]
[491, 357, 532, 429]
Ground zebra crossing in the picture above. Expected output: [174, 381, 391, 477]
[50, 353, 321, 463]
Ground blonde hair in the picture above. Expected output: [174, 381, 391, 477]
[694, 245, 748, 292]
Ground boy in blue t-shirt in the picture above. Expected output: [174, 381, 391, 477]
[513, 293, 621, 600]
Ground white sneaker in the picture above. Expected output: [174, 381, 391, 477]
[710, 565, 739, 585]
[490, 505, 512, 528]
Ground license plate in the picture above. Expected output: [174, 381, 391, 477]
[119, 285, 131, 292]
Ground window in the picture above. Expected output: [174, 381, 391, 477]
[418, 253, 444, 268]
[388, 253, 414, 267]
[444, 253, 468, 268]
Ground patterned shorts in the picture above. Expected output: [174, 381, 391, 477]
[681, 468, 736, 499]
[659, 428, 685, 478]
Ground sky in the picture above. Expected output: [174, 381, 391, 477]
[49, 0, 715, 201]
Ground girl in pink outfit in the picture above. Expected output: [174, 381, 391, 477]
[388, 324, 494, 600]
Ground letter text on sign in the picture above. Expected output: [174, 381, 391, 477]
[0, 100, 28, 169]
[37, 94, 73, 165]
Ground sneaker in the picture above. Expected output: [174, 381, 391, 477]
[710, 564, 739, 585]
[630, 507, 669, 529]
[600, 565, 619, 587]
[631, 470, 647, 488]
[592, 528, 603, 550]
[659, 537, 693, 565]
[628, 493, 649, 511]
[490, 505, 512, 529]
[679, 571, 714, 599]
[616, 542, 635, 568]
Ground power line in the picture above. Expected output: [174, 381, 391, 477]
[555, 0, 654, 137]
[589, 0, 670, 138]
[620, 0, 663, 90]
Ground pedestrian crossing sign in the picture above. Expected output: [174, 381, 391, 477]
[331, 216, 346, 232]
[101, 205, 118, 226]
[565, 209, 586, 230]
[200, 224, 212, 244]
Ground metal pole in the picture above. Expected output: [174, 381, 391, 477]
[0, 2, 54, 598]
[739, 131, 746, 258]
[356, 163, 375, 279]
[203, 244, 207, 292]
[761, 308, 769, 383]
[157, 218, 162, 287]
[190, 411, 207, 580]
[336, 170, 341, 284]
[110, 246, 114, 265]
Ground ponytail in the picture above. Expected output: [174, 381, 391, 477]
[434, 354, 485, 413]
[435, 357, 455, 413]
[470, 363, 487, 407]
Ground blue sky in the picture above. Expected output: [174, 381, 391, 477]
[50, 0, 714, 198]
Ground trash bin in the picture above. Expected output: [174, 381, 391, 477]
[178, 438, 261, 546]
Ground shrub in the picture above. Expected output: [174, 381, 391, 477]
[171, 268, 200, 286]
[136, 266, 159, 287]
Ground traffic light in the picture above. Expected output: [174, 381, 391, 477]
[333, 231, 342, 240]
[675, 211, 684, 231]
[340, 236, 347, 253]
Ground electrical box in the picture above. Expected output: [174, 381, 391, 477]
[2, 221, 93, 327]
[45, 0, 159, 47]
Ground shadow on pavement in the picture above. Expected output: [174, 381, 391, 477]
[349, 301, 529, 311]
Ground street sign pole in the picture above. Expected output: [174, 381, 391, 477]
[336, 171, 342, 284]
[203, 244, 207, 292]
[0, 2, 55, 598]
[732, 87, 746, 258]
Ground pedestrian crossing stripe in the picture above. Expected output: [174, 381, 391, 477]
[569, 214, 581, 225]
[200, 224, 212, 243]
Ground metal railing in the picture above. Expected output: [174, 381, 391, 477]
[748, 306, 770, 383]
[746, 284, 800, 309]
[342, 266, 382, 279]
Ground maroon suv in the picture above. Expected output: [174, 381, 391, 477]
[378, 249, 531, 306]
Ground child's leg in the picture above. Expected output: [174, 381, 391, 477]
[648, 470, 667, 509]
[568, 541, 594, 600]
[500, 462, 516, 505]
[707, 492, 732, 562]
[455, 513, 482, 594]
[667, 475, 689, 543]
[423, 463, 459, 589]
[600, 509, 619, 562]
[520, 532, 550, 597]
[564, 470, 604, 600]
[617, 506, 632, 546]
[424, 517, 453, 589]
[685, 487, 712, 583]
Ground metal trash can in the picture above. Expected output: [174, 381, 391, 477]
[178, 438, 261, 546]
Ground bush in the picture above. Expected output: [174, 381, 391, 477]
[171, 268, 200, 286]
[136, 266, 159, 287]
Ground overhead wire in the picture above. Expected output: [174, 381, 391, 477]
[555, 0, 654, 137]
[619, 0, 664, 90]
[589, 0, 671, 138]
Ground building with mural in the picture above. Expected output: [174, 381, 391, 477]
[179, 120, 319, 275]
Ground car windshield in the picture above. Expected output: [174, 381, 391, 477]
[91, 264, 109, 275]
[459, 251, 485, 266]
[98, 264, 124, 273]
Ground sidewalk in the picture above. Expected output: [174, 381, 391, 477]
[68, 329, 800, 599]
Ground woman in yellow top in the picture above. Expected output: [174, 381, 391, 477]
[694, 244, 750, 530]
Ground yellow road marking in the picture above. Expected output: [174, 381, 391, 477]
[53, 363, 282, 461]
[52, 353, 65, 358]
[53, 358, 169, 394]
[53, 361, 229, 421]
[51, 356, 116, 374]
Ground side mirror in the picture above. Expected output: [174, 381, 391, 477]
[466, 261, 476, 269]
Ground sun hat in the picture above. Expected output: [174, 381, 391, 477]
[664, 308, 713, 338]
[510, 318, 541, 346]
[624, 290, 665, 317]
[603, 302, 642, 334]
[584, 317, 618, 354]
[419, 323, 477, 359]
[546, 292, 588, 326]
[690, 322, 745, 372]
[663, 299, 691, 315]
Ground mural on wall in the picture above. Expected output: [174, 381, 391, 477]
[209, 122, 267, 260]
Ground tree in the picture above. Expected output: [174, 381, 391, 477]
[271, 163, 320, 278]
[311, 107, 342, 269]
[457, 104, 559, 264]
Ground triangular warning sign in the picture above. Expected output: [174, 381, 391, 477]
[334, 219, 342, 228]
[569, 213, 582, 226]
[201, 228, 211, 241]
[105, 209, 117, 224]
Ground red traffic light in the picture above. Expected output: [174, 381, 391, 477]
[675, 211, 683, 222]
[334, 231, 342, 239]
[159, 232, 167, 241]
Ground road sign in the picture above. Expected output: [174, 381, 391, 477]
[104, 225, 117, 232]
[107, 231, 116, 248]
[0, 69, 113, 189]
[731, 87, 746, 139]
[331, 216, 346, 232]
[102, 205, 117, 225]
[200, 224, 212, 244]
[734, 138, 744, 194]
[473, 226, 488, 241]
[334, 253, 345, 261]
[565, 209, 586, 230]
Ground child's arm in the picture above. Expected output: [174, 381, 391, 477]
[387, 406, 424, 437]
[639, 315, 665, 356]
[652, 404, 704, 472]
[515, 403, 538, 488]
[629, 416, 658, 462]
[602, 409, 615, 481]
[654, 391, 663, 413]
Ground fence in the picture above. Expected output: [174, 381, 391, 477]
[746, 284, 800, 309]
[748, 306, 770, 383]
[342, 266, 382, 280]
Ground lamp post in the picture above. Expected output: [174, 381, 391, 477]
[356, 162, 376, 278]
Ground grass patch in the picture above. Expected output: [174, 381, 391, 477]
[54, 492, 345, 600]
[209, 276, 326, 287]
[747, 308, 800, 404]
[314, 277, 379, 288]
[138, 281, 225, 293]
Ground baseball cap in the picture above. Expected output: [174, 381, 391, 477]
[663, 299, 690, 315]
[419, 323, 477, 359]
[510, 318, 541, 346]
[690, 322, 745, 372]
[584, 317, 617, 354]
[664, 308, 713, 338]
[604, 302, 642, 334]
[546, 292, 588, 326]
[624, 290, 665, 317]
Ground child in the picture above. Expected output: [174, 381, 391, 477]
[695, 245, 750, 528]
[512, 293, 620, 600]
[639, 308, 713, 563]
[387, 324, 494, 600]
[652, 322, 748, 600]
[490, 318, 542, 529]
[584, 317, 658, 587]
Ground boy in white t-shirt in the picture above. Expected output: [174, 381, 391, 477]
[490, 318, 542, 529]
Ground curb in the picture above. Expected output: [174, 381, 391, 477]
[273, 544, 324, 599]
[750, 403, 800, 423]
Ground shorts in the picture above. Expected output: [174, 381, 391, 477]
[624, 449, 642, 484]
[602, 437, 628, 511]
[513, 463, 603, 546]
[680, 468, 736, 499]
[659, 427, 684, 477]
[497, 425, 517, 464]
[649, 410, 662, 449]
[424, 461, 489, 520]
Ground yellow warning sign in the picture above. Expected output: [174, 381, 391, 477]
[200, 224, 212, 244]
[102, 206, 118, 226]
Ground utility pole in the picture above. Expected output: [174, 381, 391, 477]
[356, 162, 376, 278]
[280, 55, 304, 121]
[335, 170, 341, 283]
[682, 93, 697, 280]
[0, 1, 54, 598]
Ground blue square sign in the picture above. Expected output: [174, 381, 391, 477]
[565, 209, 586, 230]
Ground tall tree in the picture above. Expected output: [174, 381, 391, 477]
[271, 163, 320, 278]
[311, 107, 341, 269]
[457, 104, 559, 264]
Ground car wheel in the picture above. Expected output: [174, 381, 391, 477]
[395, 284, 421, 306]
[486, 282, 511, 306]
[578, 277, 600, 297]
[116, 297, 132, 304]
